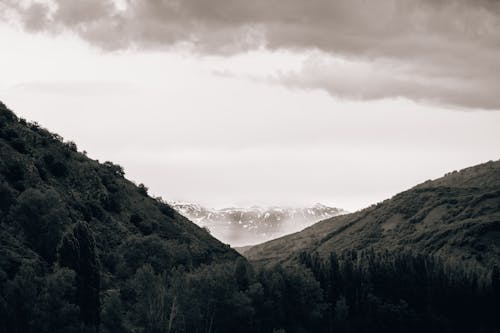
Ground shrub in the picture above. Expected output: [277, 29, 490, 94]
[138, 183, 148, 196]
[65, 141, 77, 152]
[10, 138, 28, 154]
[3, 159, 26, 183]
[0, 182, 15, 214]
[13, 188, 68, 263]
[130, 213, 143, 225]
[101, 289, 123, 332]
[43, 154, 68, 177]
[103, 162, 125, 177]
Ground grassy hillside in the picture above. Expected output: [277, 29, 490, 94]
[0, 102, 238, 332]
[245, 160, 500, 268]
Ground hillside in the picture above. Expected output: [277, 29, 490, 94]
[170, 202, 346, 246]
[1, 101, 498, 333]
[0, 102, 238, 332]
[245, 160, 500, 268]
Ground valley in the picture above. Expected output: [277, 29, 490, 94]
[0, 102, 498, 333]
[170, 202, 346, 247]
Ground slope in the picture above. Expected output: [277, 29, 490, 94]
[245, 160, 500, 268]
[0, 102, 238, 332]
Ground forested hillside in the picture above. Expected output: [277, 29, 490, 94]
[245, 160, 500, 269]
[0, 102, 239, 332]
[241, 160, 500, 332]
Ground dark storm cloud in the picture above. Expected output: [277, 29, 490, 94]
[2, 0, 500, 110]
[277, 52, 500, 110]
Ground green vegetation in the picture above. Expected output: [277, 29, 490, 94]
[0, 104, 238, 332]
[245, 160, 500, 269]
[0, 102, 498, 333]
[299, 250, 499, 332]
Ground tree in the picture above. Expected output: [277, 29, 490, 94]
[101, 289, 124, 333]
[37, 268, 80, 333]
[103, 162, 125, 177]
[138, 183, 148, 196]
[13, 188, 68, 263]
[58, 222, 101, 331]
[133, 264, 169, 333]
[3, 262, 39, 333]
[235, 257, 251, 291]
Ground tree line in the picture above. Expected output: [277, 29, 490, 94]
[2, 246, 498, 333]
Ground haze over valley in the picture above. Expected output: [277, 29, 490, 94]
[170, 202, 346, 247]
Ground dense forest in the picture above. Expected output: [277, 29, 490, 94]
[0, 101, 499, 333]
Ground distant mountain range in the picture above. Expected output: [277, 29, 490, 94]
[169, 202, 347, 247]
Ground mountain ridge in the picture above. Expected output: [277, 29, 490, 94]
[244, 159, 500, 268]
[169, 201, 347, 246]
[0, 102, 239, 332]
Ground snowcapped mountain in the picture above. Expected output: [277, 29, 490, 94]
[169, 202, 347, 247]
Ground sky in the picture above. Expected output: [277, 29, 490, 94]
[0, 0, 499, 212]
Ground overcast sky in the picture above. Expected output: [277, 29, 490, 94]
[1, 0, 499, 211]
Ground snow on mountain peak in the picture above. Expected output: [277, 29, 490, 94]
[169, 202, 347, 246]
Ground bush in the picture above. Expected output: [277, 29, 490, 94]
[0, 128, 18, 140]
[101, 289, 123, 332]
[0, 182, 15, 214]
[45, 155, 69, 178]
[130, 213, 143, 225]
[2, 158, 28, 191]
[13, 188, 68, 263]
[0, 107, 17, 122]
[10, 138, 28, 154]
[138, 183, 148, 196]
[102, 193, 122, 213]
[103, 162, 125, 177]
[65, 141, 77, 152]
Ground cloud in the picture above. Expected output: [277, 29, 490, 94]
[2, 0, 500, 110]
[277, 53, 500, 110]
